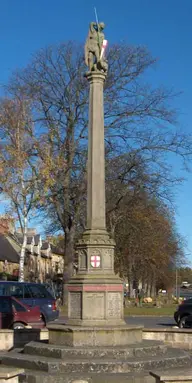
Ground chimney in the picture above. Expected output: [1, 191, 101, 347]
[16, 227, 37, 235]
[46, 236, 53, 244]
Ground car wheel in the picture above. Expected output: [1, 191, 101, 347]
[13, 322, 25, 330]
[41, 314, 47, 327]
[178, 316, 188, 328]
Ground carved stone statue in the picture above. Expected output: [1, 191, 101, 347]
[85, 22, 108, 73]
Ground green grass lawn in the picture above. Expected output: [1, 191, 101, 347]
[124, 305, 176, 316]
[60, 304, 176, 317]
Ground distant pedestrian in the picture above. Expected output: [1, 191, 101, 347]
[138, 288, 144, 307]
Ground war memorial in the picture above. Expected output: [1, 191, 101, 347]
[1, 20, 192, 383]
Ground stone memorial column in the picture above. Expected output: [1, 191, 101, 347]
[86, 72, 106, 232]
[67, 39, 125, 326]
[48, 21, 143, 347]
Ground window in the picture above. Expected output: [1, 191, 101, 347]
[12, 300, 27, 312]
[185, 299, 192, 303]
[0, 284, 7, 296]
[24, 285, 32, 299]
[0, 297, 12, 313]
[28, 284, 51, 299]
[8, 284, 24, 299]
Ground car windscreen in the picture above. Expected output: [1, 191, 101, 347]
[183, 299, 192, 304]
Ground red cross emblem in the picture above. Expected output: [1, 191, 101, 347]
[90, 255, 101, 268]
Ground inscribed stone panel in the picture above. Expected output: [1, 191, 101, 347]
[107, 292, 121, 318]
[84, 292, 104, 319]
[70, 292, 82, 319]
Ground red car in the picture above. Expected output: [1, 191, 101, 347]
[0, 296, 44, 329]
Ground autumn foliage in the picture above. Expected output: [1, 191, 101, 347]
[114, 194, 183, 295]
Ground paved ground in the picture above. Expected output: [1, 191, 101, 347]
[124, 316, 176, 328]
[58, 315, 176, 328]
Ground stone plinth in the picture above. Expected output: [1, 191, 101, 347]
[143, 328, 192, 350]
[68, 274, 124, 326]
[47, 324, 143, 347]
[0, 367, 24, 383]
[150, 369, 192, 383]
[0, 330, 13, 351]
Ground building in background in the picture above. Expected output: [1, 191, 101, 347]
[0, 216, 64, 288]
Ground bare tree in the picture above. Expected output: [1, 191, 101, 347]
[5, 41, 192, 301]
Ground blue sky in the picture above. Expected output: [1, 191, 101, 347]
[1, 0, 192, 261]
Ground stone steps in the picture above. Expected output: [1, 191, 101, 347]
[24, 340, 167, 360]
[20, 369, 155, 383]
[1, 348, 191, 374]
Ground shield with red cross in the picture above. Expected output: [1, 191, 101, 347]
[90, 254, 101, 268]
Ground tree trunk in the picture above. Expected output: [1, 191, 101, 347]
[146, 279, 151, 296]
[19, 215, 27, 282]
[127, 265, 134, 298]
[62, 226, 75, 305]
[150, 272, 156, 297]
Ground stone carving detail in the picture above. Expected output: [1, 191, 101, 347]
[85, 22, 108, 73]
[102, 249, 113, 269]
[103, 249, 113, 256]
[78, 250, 87, 269]
[107, 292, 122, 318]
[90, 254, 101, 268]
[91, 249, 101, 256]
[90, 249, 101, 268]
[77, 237, 115, 246]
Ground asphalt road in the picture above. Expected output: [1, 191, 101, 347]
[58, 315, 176, 328]
[124, 316, 176, 328]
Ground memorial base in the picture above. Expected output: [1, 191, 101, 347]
[48, 324, 143, 347]
[68, 228, 125, 326]
[67, 274, 125, 326]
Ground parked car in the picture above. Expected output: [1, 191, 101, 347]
[0, 282, 59, 325]
[174, 298, 192, 328]
[183, 315, 192, 328]
[0, 296, 44, 329]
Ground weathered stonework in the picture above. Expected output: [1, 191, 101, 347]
[48, 324, 143, 346]
[68, 276, 124, 326]
[76, 233, 115, 274]
[67, 71, 125, 327]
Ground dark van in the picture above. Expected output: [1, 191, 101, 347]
[0, 281, 59, 325]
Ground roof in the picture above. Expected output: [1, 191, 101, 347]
[16, 228, 36, 236]
[26, 236, 34, 245]
[51, 245, 64, 256]
[34, 234, 41, 246]
[0, 234, 20, 263]
[15, 233, 23, 244]
[41, 242, 50, 250]
[14, 234, 34, 245]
